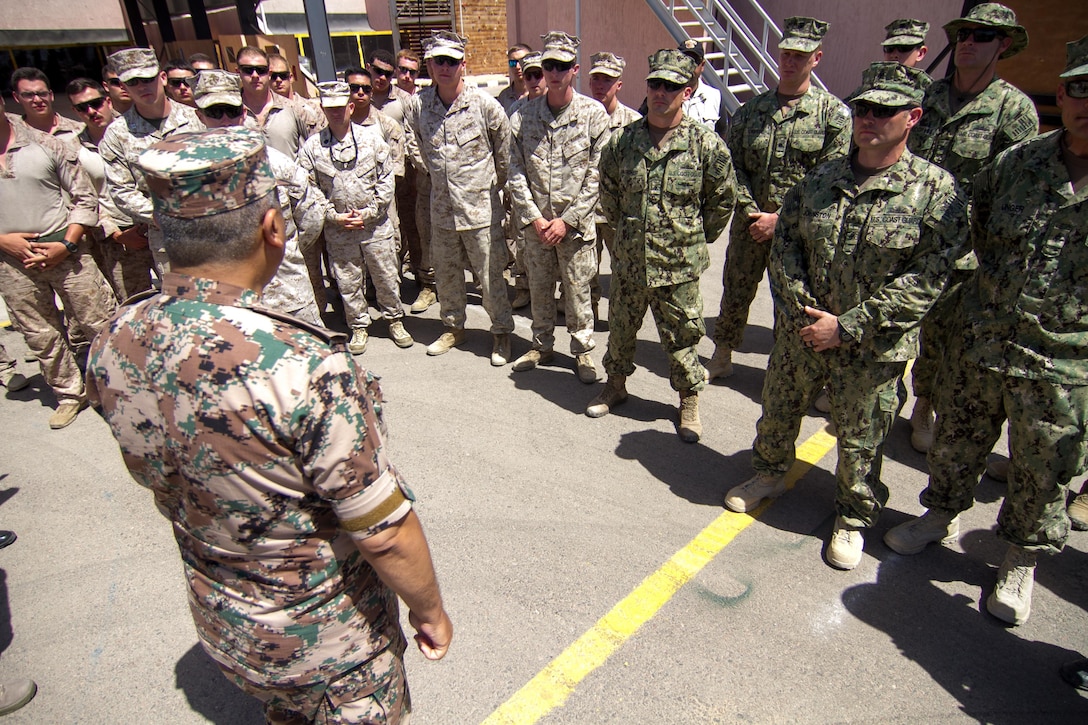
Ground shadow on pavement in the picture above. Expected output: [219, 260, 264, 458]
[175, 643, 263, 724]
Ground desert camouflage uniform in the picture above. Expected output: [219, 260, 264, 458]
[592, 101, 642, 307]
[99, 101, 204, 273]
[372, 83, 409, 125]
[908, 76, 1038, 402]
[410, 85, 514, 334]
[920, 130, 1087, 552]
[299, 124, 402, 330]
[599, 116, 736, 391]
[263, 146, 325, 325]
[757, 149, 968, 527]
[244, 91, 318, 157]
[12, 113, 84, 145]
[401, 94, 434, 286]
[86, 273, 414, 721]
[509, 92, 610, 354]
[76, 125, 154, 300]
[712, 87, 851, 351]
[0, 117, 116, 403]
[357, 106, 406, 258]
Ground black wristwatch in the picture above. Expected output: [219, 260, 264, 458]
[62, 240, 79, 254]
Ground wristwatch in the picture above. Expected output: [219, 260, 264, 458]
[62, 240, 79, 254]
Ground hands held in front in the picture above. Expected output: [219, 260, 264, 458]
[800, 306, 842, 352]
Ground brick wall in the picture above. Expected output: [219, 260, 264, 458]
[457, 0, 508, 75]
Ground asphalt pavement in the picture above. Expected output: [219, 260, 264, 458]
[1, 236, 1086, 724]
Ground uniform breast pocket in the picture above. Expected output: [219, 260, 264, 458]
[951, 125, 994, 160]
[664, 169, 699, 203]
[866, 222, 920, 250]
[353, 156, 377, 181]
[788, 131, 824, 157]
[455, 123, 489, 163]
[565, 137, 590, 167]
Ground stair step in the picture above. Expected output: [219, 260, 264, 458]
[728, 83, 756, 94]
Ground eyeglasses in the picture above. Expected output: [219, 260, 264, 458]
[1066, 79, 1088, 99]
[349, 83, 372, 94]
[524, 70, 544, 82]
[647, 78, 685, 93]
[238, 64, 269, 76]
[73, 96, 108, 114]
[166, 78, 192, 88]
[201, 104, 244, 120]
[542, 60, 574, 73]
[269, 71, 292, 81]
[106, 78, 123, 88]
[432, 56, 461, 67]
[885, 44, 922, 55]
[122, 76, 158, 88]
[956, 27, 1005, 44]
[16, 90, 51, 100]
[851, 101, 908, 119]
[398, 65, 419, 76]
[370, 65, 394, 77]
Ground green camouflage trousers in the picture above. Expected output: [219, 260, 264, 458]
[753, 334, 907, 528]
[922, 331, 1082, 553]
[911, 270, 969, 401]
[602, 275, 705, 393]
[522, 227, 596, 354]
[712, 216, 770, 350]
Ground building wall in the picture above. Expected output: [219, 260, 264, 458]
[457, 0, 509, 75]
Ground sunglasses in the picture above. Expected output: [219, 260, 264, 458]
[73, 96, 108, 113]
[851, 101, 907, 119]
[270, 71, 292, 81]
[524, 70, 544, 81]
[370, 65, 394, 77]
[508, 59, 521, 68]
[647, 78, 685, 93]
[106, 77, 123, 87]
[885, 44, 922, 55]
[432, 56, 461, 67]
[202, 104, 244, 120]
[16, 90, 50, 100]
[542, 60, 574, 73]
[123, 76, 158, 88]
[956, 27, 1005, 44]
[349, 83, 372, 94]
[238, 64, 269, 76]
[166, 77, 192, 88]
[398, 65, 419, 76]
[1066, 79, 1088, 99]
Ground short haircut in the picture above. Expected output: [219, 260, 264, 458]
[267, 53, 290, 69]
[188, 52, 217, 68]
[236, 46, 269, 64]
[11, 67, 50, 91]
[396, 49, 420, 64]
[66, 78, 105, 97]
[344, 67, 370, 81]
[368, 49, 395, 67]
[508, 44, 533, 55]
[102, 64, 117, 81]
[164, 59, 195, 74]
[158, 192, 275, 268]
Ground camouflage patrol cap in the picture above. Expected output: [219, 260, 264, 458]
[1059, 35, 1088, 79]
[850, 61, 928, 107]
[425, 30, 467, 61]
[317, 81, 351, 108]
[136, 128, 276, 219]
[590, 52, 625, 78]
[779, 17, 829, 53]
[678, 39, 704, 63]
[943, 3, 1027, 60]
[646, 49, 696, 85]
[882, 19, 929, 48]
[519, 52, 544, 72]
[108, 48, 160, 83]
[541, 31, 579, 63]
[191, 70, 242, 109]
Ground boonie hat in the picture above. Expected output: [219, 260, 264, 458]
[943, 3, 1027, 60]
[1059, 34, 1088, 79]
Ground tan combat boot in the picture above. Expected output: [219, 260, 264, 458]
[723, 473, 787, 512]
[1068, 485, 1088, 532]
[678, 391, 701, 443]
[883, 510, 959, 555]
[986, 544, 1036, 625]
[586, 375, 627, 418]
[706, 346, 733, 380]
[575, 353, 598, 384]
[491, 333, 511, 366]
[389, 321, 414, 348]
[410, 285, 437, 313]
[426, 328, 465, 356]
[827, 517, 865, 570]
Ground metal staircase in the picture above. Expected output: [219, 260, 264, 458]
[644, 0, 827, 115]
[388, 0, 455, 57]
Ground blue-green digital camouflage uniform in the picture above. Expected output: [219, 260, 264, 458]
[907, 76, 1038, 402]
[599, 116, 737, 391]
[920, 130, 1088, 552]
[758, 150, 968, 527]
[86, 274, 416, 720]
[711, 86, 851, 351]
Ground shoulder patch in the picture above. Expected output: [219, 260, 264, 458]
[250, 305, 349, 344]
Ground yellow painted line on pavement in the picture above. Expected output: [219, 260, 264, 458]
[483, 427, 839, 725]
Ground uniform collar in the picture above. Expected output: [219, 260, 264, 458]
[162, 273, 261, 308]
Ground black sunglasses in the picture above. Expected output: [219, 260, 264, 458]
[202, 104, 244, 120]
[122, 76, 158, 88]
[238, 64, 269, 76]
[166, 77, 192, 88]
[1066, 79, 1088, 99]
[398, 65, 419, 76]
[851, 101, 907, 119]
[647, 78, 685, 93]
[956, 27, 1005, 44]
[542, 59, 574, 73]
[349, 83, 373, 94]
[106, 77, 123, 87]
[370, 65, 394, 77]
[270, 71, 292, 81]
[73, 96, 108, 114]
[885, 44, 922, 55]
[432, 56, 461, 67]
[524, 70, 544, 81]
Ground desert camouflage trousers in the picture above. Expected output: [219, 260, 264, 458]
[921, 329, 1083, 554]
[712, 216, 769, 350]
[521, 227, 596, 354]
[753, 334, 907, 528]
[326, 232, 403, 329]
[0, 250, 116, 402]
[97, 237, 154, 301]
[602, 275, 706, 393]
[431, 223, 514, 334]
